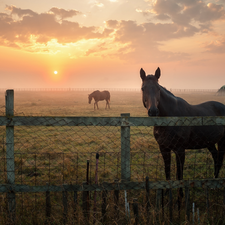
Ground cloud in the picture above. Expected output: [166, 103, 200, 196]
[149, 0, 225, 27]
[103, 19, 191, 63]
[49, 7, 82, 20]
[204, 37, 225, 54]
[0, 5, 113, 50]
[5, 5, 37, 17]
[1, 2, 225, 63]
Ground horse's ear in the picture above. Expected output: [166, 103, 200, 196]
[140, 68, 146, 81]
[155, 67, 161, 80]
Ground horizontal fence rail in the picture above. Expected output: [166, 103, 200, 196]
[1, 116, 225, 126]
[1, 178, 225, 193]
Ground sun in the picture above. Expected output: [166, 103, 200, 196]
[54, 71, 58, 75]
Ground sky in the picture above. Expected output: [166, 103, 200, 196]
[0, 0, 225, 89]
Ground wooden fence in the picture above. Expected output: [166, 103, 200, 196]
[1, 89, 225, 224]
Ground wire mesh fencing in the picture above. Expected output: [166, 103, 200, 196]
[1, 90, 225, 224]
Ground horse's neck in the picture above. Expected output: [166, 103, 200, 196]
[158, 86, 178, 116]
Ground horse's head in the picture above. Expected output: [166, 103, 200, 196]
[140, 67, 161, 116]
[88, 95, 92, 104]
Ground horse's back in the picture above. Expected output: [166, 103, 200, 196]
[192, 101, 225, 116]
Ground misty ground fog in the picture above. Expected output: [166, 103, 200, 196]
[0, 90, 225, 117]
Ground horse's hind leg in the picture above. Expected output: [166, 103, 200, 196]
[175, 150, 185, 196]
[207, 144, 218, 178]
[105, 100, 110, 109]
[215, 136, 225, 178]
[108, 100, 110, 109]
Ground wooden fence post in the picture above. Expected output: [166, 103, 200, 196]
[46, 183, 51, 223]
[5, 89, 16, 223]
[156, 189, 162, 224]
[121, 113, 131, 181]
[145, 176, 150, 222]
[114, 179, 119, 222]
[82, 181, 89, 223]
[185, 187, 190, 221]
[133, 198, 139, 225]
[101, 186, 108, 224]
[63, 184, 68, 225]
[73, 191, 77, 221]
[169, 189, 173, 223]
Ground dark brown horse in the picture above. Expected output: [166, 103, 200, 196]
[88, 90, 110, 110]
[140, 67, 225, 198]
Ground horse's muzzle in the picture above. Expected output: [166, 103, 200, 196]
[148, 107, 159, 116]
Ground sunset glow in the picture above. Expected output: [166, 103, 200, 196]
[0, 1, 225, 89]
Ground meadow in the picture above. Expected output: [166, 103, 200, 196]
[0, 90, 225, 224]
[1, 89, 224, 116]
[1, 89, 224, 182]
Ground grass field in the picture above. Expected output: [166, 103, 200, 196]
[0, 90, 225, 183]
[0, 90, 225, 224]
[1, 89, 224, 116]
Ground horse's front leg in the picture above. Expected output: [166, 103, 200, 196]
[175, 149, 185, 182]
[160, 147, 171, 180]
[160, 147, 171, 201]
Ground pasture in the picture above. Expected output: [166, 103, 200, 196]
[1, 89, 224, 116]
[0, 90, 225, 224]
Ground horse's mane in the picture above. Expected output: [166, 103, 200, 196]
[160, 85, 175, 97]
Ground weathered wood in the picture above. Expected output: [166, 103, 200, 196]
[169, 189, 173, 223]
[121, 113, 131, 181]
[156, 189, 162, 224]
[1, 178, 225, 193]
[223, 187, 225, 205]
[0, 116, 225, 127]
[5, 90, 16, 223]
[185, 187, 190, 221]
[161, 189, 164, 221]
[46, 184, 51, 222]
[205, 187, 209, 211]
[73, 191, 77, 220]
[101, 188, 108, 224]
[82, 182, 89, 222]
[145, 176, 150, 223]
[114, 179, 119, 222]
[132, 198, 139, 225]
[86, 160, 90, 221]
[63, 185, 68, 225]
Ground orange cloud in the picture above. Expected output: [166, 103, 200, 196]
[1, 2, 225, 64]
